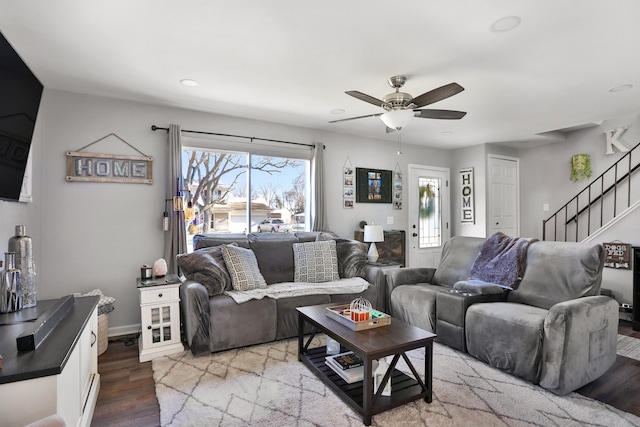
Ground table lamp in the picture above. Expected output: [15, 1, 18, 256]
[364, 224, 384, 263]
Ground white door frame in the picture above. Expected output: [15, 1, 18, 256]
[407, 164, 450, 268]
[487, 154, 520, 237]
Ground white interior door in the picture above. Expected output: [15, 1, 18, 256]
[408, 165, 450, 268]
[488, 155, 519, 237]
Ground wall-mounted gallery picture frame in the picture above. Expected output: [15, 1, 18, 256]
[393, 163, 402, 210]
[356, 167, 392, 203]
[343, 157, 354, 209]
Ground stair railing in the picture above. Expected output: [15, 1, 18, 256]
[542, 140, 640, 241]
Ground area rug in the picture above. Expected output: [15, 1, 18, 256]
[153, 336, 640, 427]
[618, 334, 640, 361]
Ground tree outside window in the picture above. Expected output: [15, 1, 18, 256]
[182, 148, 308, 250]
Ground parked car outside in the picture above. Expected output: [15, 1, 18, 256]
[257, 218, 292, 233]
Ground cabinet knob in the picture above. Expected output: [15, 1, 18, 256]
[158, 293, 163, 298]
[147, 325, 152, 330]
[412, 233, 418, 237]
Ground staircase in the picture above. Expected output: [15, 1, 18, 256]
[542, 141, 640, 242]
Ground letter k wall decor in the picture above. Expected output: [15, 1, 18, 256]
[66, 133, 153, 184]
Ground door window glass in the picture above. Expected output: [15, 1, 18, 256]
[418, 176, 442, 248]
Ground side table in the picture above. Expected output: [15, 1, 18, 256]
[137, 275, 184, 362]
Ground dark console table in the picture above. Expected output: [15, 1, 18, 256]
[354, 229, 406, 266]
[633, 246, 640, 331]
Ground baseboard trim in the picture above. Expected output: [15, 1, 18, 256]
[108, 323, 141, 337]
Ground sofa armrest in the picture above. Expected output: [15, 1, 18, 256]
[453, 280, 509, 296]
[385, 267, 436, 309]
[180, 280, 212, 356]
[540, 296, 618, 395]
[364, 264, 387, 313]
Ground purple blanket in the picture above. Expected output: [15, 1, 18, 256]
[468, 232, 536, 289]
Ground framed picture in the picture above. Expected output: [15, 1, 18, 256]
[356, 168, 392, 203]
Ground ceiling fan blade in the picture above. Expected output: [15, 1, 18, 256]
[329, 112, 383, 123]
[411, 83, 464, 108]
[345, 91, 385, 107]
[414, 109, 467, 120]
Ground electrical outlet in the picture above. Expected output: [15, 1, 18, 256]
[622, 303, 632, 309]
[387, 216, 394, 225]
[543, 203, 549, 212]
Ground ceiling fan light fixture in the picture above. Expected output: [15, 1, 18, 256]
[380, 109, 415, 131]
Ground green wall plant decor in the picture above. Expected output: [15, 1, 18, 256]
[570, 153, 592, 182]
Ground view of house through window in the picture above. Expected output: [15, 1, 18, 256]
[182, 147, 310, 251]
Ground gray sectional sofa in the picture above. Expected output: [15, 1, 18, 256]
[386, 235, 618, 395]
[178, 232, 385, 355]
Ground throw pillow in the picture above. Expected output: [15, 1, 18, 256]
[335, 240, 368, 279]
[293, 240, 340, 283]
[221, 244, 267, 291]
[315, 233, 368, 279]
[176, 245, 234, 296]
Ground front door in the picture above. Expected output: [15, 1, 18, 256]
[408, 164, 450, 268]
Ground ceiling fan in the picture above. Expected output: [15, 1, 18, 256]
[330, 75, 466, 132]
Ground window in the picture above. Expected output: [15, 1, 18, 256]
[418, 176, 442, 248]
[182, 144, 310, 251]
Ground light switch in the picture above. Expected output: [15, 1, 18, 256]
[543, 203, 549, 212]
[387, 216, 394, 225]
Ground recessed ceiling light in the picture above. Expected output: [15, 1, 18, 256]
[180, 79, 199, 87]
[609, 84, 633, 93]
[441, 131, 453, 136]
[331, 109, 345, 115]
[490, 16, 522, 33]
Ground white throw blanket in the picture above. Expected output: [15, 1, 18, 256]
[224, 277, 370, 304]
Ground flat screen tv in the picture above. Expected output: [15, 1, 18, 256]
[0, 30, 43, 202]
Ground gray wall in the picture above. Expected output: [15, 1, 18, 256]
[1, 88, 638, 331]
[518, 113, 640, 305]
[0, 89, 453, 332]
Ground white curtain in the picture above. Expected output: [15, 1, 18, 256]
[163, 124, 187, 274]
[311, 142, 327, 231]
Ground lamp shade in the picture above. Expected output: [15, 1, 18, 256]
[380, 109, 415, 131]
[363, 224, 384, 242]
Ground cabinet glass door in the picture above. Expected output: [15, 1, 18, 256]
[149, 305, 174, 344]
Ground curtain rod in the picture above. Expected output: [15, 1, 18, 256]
[151, 125, 318, 149]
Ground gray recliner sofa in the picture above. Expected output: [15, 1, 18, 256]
[386, 235, 618, 395]
[179, 232, 386, 355]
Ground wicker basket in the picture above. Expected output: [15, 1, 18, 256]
[98, 313, 109, 356]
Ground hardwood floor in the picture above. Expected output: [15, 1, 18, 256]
[91, 335, 160, 427]
[91, 323, 640, 426]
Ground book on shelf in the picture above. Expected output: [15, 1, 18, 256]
[327, 351, 363, 370]
[324, 354, 379, 384]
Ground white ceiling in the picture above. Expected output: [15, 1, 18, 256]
[1, 0, 639, 149]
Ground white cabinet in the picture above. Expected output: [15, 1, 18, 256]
[138, 282, 183, 362]
[0, 297, 100, 427]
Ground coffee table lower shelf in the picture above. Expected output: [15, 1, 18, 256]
[299, 346, 429, 422]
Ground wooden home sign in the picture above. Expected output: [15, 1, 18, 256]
[66, 151, 153, 184]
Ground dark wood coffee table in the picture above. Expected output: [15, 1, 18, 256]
[297, 303, 436, 425]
